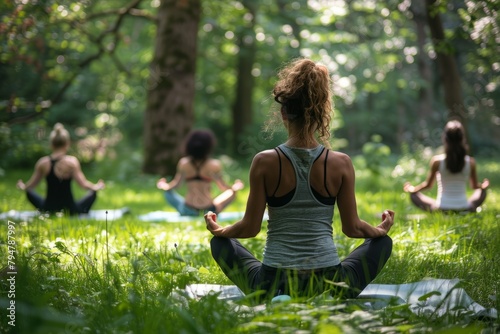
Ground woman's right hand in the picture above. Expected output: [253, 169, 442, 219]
[156, 178, 171, 191]
[403, 182, 415, 193]
[481, 178, 490, 189]
[16, 180, 26, 191]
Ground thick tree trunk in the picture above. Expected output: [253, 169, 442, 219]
[232, 0, 256, 156]
[143, 0, 201, 175]
[425, 0, 464, 123]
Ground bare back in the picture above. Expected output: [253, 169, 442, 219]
[178, 157, 224, 209]
[36, 155, 79, 180]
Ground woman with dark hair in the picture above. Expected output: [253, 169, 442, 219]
[17, 123, 105, 215]
[156, 129, 244, 216]
[403, 120, 489, 212]
[204, 58, 394, 301]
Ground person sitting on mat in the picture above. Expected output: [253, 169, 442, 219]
[403, 120, 489, 213]
[17, 123, 105, 215]
[204, 58, 394, 301]
[156, 129, 244, 216]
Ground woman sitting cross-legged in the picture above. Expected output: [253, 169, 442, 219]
[204, 58, 394, 301]
[157, 129, 244, 216]
[403, 120, 489, 213]
[17, 123, 105, 215]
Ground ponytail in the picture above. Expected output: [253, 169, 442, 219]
[272, 58, 333, 147]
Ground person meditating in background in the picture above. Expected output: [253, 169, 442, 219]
[157, 129, 244, 216]
[17, 123, 105, 215]
[204, 58, 394, 301]
[403, 120, 489, 213]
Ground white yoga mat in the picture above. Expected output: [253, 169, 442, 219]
[0, 208, 130, 222]
[138, 211, 268, 223]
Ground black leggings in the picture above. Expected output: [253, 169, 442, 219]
[210, 236, 392, 301]
[26, 189, 97, 215]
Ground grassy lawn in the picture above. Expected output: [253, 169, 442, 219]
[0, 155, 498, 333]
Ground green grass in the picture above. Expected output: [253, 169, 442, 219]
[0, 156, 499, 333]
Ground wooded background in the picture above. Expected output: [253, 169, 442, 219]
[1, 0, 498, 176]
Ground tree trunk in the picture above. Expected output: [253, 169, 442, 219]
[232, 0, 257, 156]
[425, 0, 464, 124]
[412, 1, 433, 125]
[143, 0, 201, 175]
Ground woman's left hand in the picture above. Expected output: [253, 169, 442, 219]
[93, 179, 105, 191]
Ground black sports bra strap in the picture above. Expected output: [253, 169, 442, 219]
[324, 149, 332, 197]
[271, 148, 282, 197]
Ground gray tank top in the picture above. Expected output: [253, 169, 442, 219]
[263, 144, 340, 269]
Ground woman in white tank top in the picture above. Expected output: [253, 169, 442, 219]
[403, 120, 489, 212]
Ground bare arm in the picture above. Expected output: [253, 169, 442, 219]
[209, 160, 233, 191]
[403, 156, 439, 193]
[17, 158, 47, 190]
[157, 160, 185, 191]
[210, 160, 244, 193]
[205, 153, 267, 238]
[72, 158, 105, 191]
[469, 157, 490, 189]
[337, 154, 394, 238]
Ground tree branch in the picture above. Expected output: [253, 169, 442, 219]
[7, 0, 145, 125]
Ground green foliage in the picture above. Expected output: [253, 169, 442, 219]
[1, 0, 499, 169]
[0, 0, 156, 167]
[360, 134, 392, 176]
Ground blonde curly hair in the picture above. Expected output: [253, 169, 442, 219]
[272, 58, 333, 147]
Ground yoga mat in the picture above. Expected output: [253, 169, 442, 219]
[138, 211, 269, 223]
[359, 278, 497, 319]
[0, 208, 130, 222]
[184, 279, 497, 319]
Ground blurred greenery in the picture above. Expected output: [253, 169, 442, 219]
[0, 0, 498, 174]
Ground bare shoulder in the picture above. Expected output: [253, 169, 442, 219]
[177, 157, 191, 168]
[328, 150, 353, 169]
[430, 154, 444, 168]
[431, 154, 445, 163]
[62, 155, 81, 170]
[64, 155, 80, 164]
[36, 156, 50, 165]
[253, 149, 278, 165]
[207, 158, 222, 168]
[35, 156, 51, 170]
[248, 150, 277, 178]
